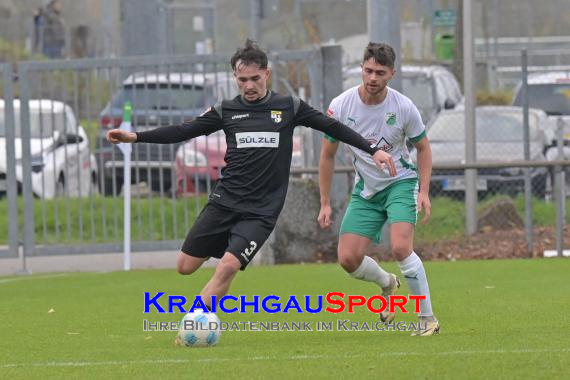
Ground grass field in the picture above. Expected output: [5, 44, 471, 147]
[1, 259, 569, 379]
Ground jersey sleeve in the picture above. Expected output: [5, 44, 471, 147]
[323, 97, 341, 143]
[405, 102, 426, 144]
[294, 100, 377, 156]
[135, 107, 223, 144]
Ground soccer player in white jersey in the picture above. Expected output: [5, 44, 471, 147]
[317, 42, 439, 336]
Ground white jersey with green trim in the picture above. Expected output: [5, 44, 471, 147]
[326, 86, 426, 198]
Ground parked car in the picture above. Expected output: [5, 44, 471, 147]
[512, 71, 570, 144]
[174, 130, 226, 196]
[174, 129, 304, 196]
[96, 71, 238, 196]
[343, 64, 463, 124]
[0, 99, 98, 199]
[513, 71, 570, 195]
[423, 106, 550, 199]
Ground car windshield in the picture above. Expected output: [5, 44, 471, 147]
[513, 83, 570, 115]
[0, 109, 64, 138]
[428, 111, 539, 142]
[111, 84, 205, 110]
[402, 75, 435, 110]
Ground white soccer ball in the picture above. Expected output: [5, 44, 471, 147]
[176, 310, 221, 347]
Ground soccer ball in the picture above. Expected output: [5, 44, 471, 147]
[175, 310, 221, 347]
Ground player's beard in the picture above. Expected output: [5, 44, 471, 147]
[364, 82, 385, 97]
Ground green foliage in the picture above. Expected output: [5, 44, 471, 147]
[0, 196, 208, 245]
[476, 89, 513, 105]
[0, 37, 45, 64]
[80, 119, 101, 151]
[0, 194, 567, 246]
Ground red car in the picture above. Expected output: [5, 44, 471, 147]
[175, 130, 304, 196]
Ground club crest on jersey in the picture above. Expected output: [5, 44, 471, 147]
[271, 110, 282, 123]
[386, 112, 397, 126]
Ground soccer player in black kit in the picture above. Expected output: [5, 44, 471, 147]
[107, 40, 396, 318]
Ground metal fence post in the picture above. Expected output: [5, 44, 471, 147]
[463, 0, 477, 235]
[555, 118, 565, 257]
[521, 49, 533, 255]
[17, 63, 36, 258]
[2, 64, 20, 259]
[306, 48, 323, 169]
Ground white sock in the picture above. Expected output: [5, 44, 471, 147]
[398, 252, 434, 317]
[349, 256, 392, 288]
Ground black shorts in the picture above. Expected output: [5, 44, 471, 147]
[181, 202, 277, 270]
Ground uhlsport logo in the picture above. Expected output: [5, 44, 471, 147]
[386, 112, 397, 125]
[271, 110, 282, 123]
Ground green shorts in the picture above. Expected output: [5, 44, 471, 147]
[340, 179, 419, 244]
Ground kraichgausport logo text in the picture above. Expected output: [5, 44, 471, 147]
[143, 292, 426, 314]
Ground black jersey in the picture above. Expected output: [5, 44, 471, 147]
[136, 91, 378, 217]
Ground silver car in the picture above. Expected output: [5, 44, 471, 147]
[426, 106, 550, 198]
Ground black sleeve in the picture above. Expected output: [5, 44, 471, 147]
[135, 107, 223, 144]
[293, 100, 378, 156]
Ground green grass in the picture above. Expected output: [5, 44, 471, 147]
[0, 260, 569, 378]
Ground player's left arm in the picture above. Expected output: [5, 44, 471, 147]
[414, 137, 432, 224]
[406, 104, 432, 224]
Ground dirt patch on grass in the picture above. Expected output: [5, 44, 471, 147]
[369, 226, 570, 261]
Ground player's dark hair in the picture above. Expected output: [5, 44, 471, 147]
[230, 39, 268, 71]
[362, 42, 396, 68]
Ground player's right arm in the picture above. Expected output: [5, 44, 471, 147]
[317, 138, 339, 229]
[106, 107, 223, 145]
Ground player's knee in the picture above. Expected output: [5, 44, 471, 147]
[337, 250, 362, 273]
[177, 262, 197, 275]
[391, 243, 412, 261]
[177, 252, 201, 275]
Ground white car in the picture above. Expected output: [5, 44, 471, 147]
[0, 99, 98, 199]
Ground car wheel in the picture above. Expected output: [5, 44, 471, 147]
[531, 173, 547, 200]
[101, 176, 123, 197]
[90, 172, 99, 196]
[55, 175, 66, 197]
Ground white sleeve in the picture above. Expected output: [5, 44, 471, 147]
[404, 101, 426, 143]
[326, 96, 342, 122]
[323, 96, 343, 142]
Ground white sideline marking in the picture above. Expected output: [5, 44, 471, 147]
[1, 348, 569, 368]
